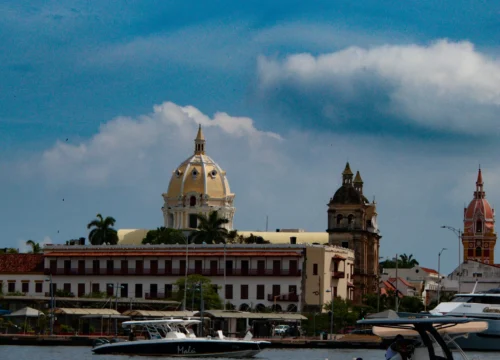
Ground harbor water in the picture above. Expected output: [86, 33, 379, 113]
[0, 346, 497, 360]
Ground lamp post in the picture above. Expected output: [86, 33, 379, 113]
[325, 287, 334, 340]
[183, 237, 190, 311]
[223, 242, 227, 311]
[441, 226, 462, 293]
[437, 248, 447, 304]
[108, 283, 124, 337]
[45, 274, 54, 336]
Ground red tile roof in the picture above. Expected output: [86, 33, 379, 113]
[389, 277, 416, 289]
[0, 254, 44, 273]
[420, 267, 438, 274]
[44, 251, 302, 258]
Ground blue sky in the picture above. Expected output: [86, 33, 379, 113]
[1, 1, 500, 273]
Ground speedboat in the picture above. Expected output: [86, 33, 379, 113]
[430, 288, 500, 350]
[357, 316, 488, 360]
[92, 318, 270, 357]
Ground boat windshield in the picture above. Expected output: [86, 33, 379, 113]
[451, 295, 500, 304]
[451, 296, 473, 303]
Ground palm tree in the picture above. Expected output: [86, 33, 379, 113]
[87, 213, 118, 245]
[399, 253, 419, 268]
[142, 227, 186, 245]
[191, 211, 229, 244]
[26, 240, 41, 254]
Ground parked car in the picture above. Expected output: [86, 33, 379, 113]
[274, 324, 290, 335]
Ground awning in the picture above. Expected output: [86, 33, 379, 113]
[4, 307, 44, 317]
[80, 314, 130, 319]
[122, 310, 195, 318]
[199, 310, 306, 321]
[54, 308, 121, 316]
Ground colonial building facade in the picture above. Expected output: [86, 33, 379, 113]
[462, 168, 496, 264]
[327, 163, 381, 303]
[162, 125, 235, 230]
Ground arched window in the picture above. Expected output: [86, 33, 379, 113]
[189, 196, 196, 207]
[347, 214, 354, 225]
[476, 247, 482, 257]
[476, 220, 483, 233]
[336, 215, 343, 225]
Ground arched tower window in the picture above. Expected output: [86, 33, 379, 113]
[347, 214, 354, 225]
[336, 215, 343, 225]
[189, 196, 196, 207]
[476, 247, 482, 257]
[476, 220, 483, 233]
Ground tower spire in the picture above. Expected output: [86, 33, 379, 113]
[194, 124, 206, 155]
[342, 162, 354, 186]
[354, 170, 364, 194]
[474, 167, 485, 199]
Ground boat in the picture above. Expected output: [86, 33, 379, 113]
[92, 318, 271, 357]
[357, 316, 488, 360]
[430, 288, 500, 350]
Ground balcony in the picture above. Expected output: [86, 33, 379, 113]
[332, 271, 345, 279]
[267, 293, 299, 302]
[44, 268, 302, 277]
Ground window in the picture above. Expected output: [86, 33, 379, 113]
[64, 260, 71, 274]
[135, 284, 143, 298]
[272, 260, 281, 275]
[22, 282, 29, 293]
[341, 241, 349, 248]
[333, 261, 339, 272]
[225, 284, 233, 300]
[189, 214, 197, 228]
[64, 283, 71, 294]
[468, 249, 474, 257]
[313, 263, 318, 275]
[241, 260, 249, 275]
[347, 214, 354, 224]
[473, 273, 483, 278]
[336, 215, 343, 225]
[476, 247, 482, 257]
[290, 236, 297, 244]
[272, 284, 280, 297]
[289, 285, 297, 294]
[107, 260, 114, 274]
[180, 260, 186, 274]
[49, 260, 57, 274]
[476, 220, 483, 233]
[78, 283, 85, 297]
[150, 260, 158, 274]
[8, 282, 15, 293]
[150, 284, 158, 297]
[333, 286, 338, 298]
[190, 196, 197, 207]
[241, 285, 249, 300]
[257, 285, 265, 299]
[78, 260, 85, 274]
[165, 260, 172, 274]
[165, 284, 173, 298]
[121, 260, 128, 275]
[289, 260, 298, 275]
[35, 282, 43, 293]
[136, 260, 144, 275]
[195, 260, 202, 274]
[121, 284, 128, 298]
[226, 260, 233, 275]
[107, 283, 114, 296]
[257, 260, 265, 274]
[92, 260, 100, 274]
[92, 283, 100, 294]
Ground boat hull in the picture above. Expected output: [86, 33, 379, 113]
[445, 316, 500, 351]
[92, 338, 269, 357]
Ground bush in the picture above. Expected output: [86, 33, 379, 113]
[60, 324, 74, 333]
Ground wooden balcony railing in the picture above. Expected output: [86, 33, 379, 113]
[332, 271, 345, 279]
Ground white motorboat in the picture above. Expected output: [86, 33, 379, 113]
[430, 288, 500, 350]
[357, 316, 488, 360]
[92, 318, 270, 357]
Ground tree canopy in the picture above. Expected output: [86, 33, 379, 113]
[190, 211, 229, 244]
[380, 253, 419, 269]
[26, 240, 42, 254]
[142, 227, 186, 245]
[226, 231, 270, 244]
[87, 213, 118, 245]
[172, 274, 222, 310]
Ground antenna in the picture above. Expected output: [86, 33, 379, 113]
[265, 215, 269, 232]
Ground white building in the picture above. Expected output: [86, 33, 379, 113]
[43, 244, 305, 312]
[448, 260, 500, 293]
[0, 254, 46, 297]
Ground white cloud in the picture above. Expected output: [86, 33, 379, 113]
[258, 40, 500, 134]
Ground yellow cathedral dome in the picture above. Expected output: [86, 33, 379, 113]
[162, 125, 235, 230]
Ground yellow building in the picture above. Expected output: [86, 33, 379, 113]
[162, 125, 235, 230]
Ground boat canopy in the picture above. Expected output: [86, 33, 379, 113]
[358, 317, 474, 326]
[372, 321, 488, 338]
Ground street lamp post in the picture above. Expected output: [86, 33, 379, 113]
[437, 248, 447, 303]
[325, 287, 334, 340]
[108, 283, 124, 337]
[223, 242, 227, 311]
[45, 274, 54, 336]
[183, 237, 190, 311]
[440, 226, 462, 293]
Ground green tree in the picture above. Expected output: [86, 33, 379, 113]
[399, 254, 419, 268]
[26, 240, 42, 254]
[142, 227, 186, 245]
[0, 248, 19, 254]
[398, 296, 424, 313]
[173, 274, 222, 310]
[190, 211, 229, 244]
[226, 231, 270, 245]
[87, 213, 118, 245]
[323, 298, 360, 332]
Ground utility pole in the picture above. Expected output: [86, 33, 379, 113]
[395, 254, 399, 312]
[438, 248, 447, 304]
